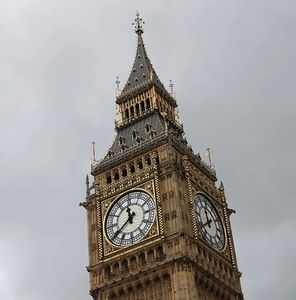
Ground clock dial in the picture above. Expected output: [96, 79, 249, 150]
[105, 190, 156, 247]
[194, 194, 225, 251]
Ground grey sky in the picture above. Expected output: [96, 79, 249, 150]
[0, 0, 295, 299]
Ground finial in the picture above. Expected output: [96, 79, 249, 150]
[115, 76, 120, 90]
[115, 76, 121, 96]
[132, 11, 145, 35]
[169, 79, 174, 93]
[92, 141, 96, 161]
[161, 111, 168, 132]
[86, 174, 90, 197]
[206, 147, 215, 170]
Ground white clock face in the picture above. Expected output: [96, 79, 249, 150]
[105, 190, 156, 247]
[194, 194, 225, 251]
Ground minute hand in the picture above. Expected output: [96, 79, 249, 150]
[113, 218, 130, 239]
[113, 210, 136, 239]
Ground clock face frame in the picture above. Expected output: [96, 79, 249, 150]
[104, 190, 156, 247]
[194, 194, 225, 251]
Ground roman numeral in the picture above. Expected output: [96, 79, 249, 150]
[143, 219, 152, 223]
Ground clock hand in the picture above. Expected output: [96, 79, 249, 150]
[204, 210, 212, 228]
[113, 218, 130, 239]
[113, 209, 136, 239]
[201, 219, 212, 228]
[126, 207, 136, 224]
[129, 211, 136, 224]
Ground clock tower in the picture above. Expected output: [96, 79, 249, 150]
[81, 13, 243, 300]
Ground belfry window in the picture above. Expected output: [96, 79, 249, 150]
[145, 155, 151, 166]
[146, 98, 151, 109]
[114, 170, 119, 181]
[130, 106, 135, 117]
[137, 159, 143, 170]
[135, 103, 140, 115]
[125, 108, 129, 119]
[121, 167, 127, 177]
[129, 162, 135, 173]
[141, 101, 145, 112]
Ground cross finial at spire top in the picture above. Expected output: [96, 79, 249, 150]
[133, 11, 145, 35]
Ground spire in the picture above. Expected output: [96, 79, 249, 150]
[120, 13, 165, 95]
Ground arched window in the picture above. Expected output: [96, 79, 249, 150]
[130, 256, 137, 271]
[121, 167, 127, 177]
[145, 123, 151, 132]
[145, 155, 151, 166]
[137, 159, 143, 169]
[104, 266, 112, 280]
[122, 260, 129, 274]
[119, 137, 125, 145]
[130, 106, 134, 117]
[156, 246, 165, 261]
[135, 103, 140, 115]
[139, 252, 146, 267]
[106, 173, 112, 184]
[125, 108, 129, 119]
[140, 101, 145, 112]
[113, 170, 119, 181]
[146, 98, 151, 109]
[156, 154, 160, 165]
[136, 136, 142, 144]
[129, 162, 135, 173]
[132, 130, 137, 140]
[148, 249, 154, 263]
[113, 263, 119, 276]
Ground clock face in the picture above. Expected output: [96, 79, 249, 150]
[105, 190, 156, 247]
[194, 194, 225, 251]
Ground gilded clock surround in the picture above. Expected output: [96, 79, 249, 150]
[102, 184, 160, 256]
[81, 13, 243, 300]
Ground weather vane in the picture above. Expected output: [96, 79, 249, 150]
[132, 11, 145, 34]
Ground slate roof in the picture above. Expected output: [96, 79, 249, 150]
[109, 112, 165, 154]
[121, 31, 164, 94]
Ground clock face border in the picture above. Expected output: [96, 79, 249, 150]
[194, 193, 226, 251]
[103, 188, 157, 249]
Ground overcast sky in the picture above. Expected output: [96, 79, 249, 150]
[0, 1, 295, 299]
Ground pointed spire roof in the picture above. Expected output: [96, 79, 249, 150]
[119, 13, 169, 99]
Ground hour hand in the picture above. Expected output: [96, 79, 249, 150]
[129, 211, 136, 224]
[202, 219, 212, 228]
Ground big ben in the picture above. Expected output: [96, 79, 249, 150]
[81, 13, 244, 300]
